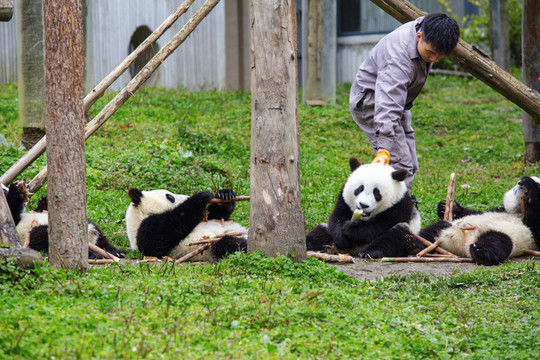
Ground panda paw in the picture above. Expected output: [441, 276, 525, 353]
[214, 189, 237, 201]
[358, 249, 384, 259]
[109, 248, 126, 258]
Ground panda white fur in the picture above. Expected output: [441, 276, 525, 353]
[5, 180, 125, 258]
[125, 188, 247, 262]
[306, 158, 422, 258]
[415, 176, 540, 265]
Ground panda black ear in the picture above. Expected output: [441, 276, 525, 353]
[349, 157, 361, 172]
[391, 169, 408, 182]
[128, 188, 143, 206]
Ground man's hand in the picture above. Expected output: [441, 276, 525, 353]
[372, 149, 390, 165]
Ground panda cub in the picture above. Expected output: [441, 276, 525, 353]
[417, 176, 540, 265]
[4, 180, 125, 259]
[125, 188, 247, 262]
[306, 158, 422, 258]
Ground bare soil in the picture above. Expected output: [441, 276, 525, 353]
[331, 256, 540, 282]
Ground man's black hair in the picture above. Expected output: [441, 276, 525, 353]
[421, 13, 460, 55]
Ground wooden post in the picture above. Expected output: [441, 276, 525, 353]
[306, 0, 323, 104]
[249, 0, 306, 261]
[368, 0, 540, 123]
[489, 0, 510, 71]
[522, 0, 540, 163]
[44, 0, 88, 271]
[0, 0, 13, 22]
[0, 0, 197, 187]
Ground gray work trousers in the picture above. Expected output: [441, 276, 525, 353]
[350, 90, 418, 195]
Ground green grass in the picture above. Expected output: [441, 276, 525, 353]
[1, 76, 539, 358]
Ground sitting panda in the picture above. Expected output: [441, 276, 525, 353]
[306, 158, 422, 258]
[125, 187, 247, 262]
[4, 180, 126, 259]
[416, 176, 540, 265]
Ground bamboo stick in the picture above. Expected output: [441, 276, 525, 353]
[523, 249, 540, 257]
[0, 0, 196, 187]
[443, 172, 456, 221]
[381, 257, 474, 263]
[208, 196, 250, 203]
[175, 244, 211, 263]
[89, 259, 115, 264]
[411, 233, 457, 257]
[187, 231, 248, 246]
[307, 251, 355, 263]
[88, 242, 120, 262]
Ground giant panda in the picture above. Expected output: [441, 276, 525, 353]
[306, 158, 422, 258]
[416, 176, 540, 265]
[4, 180, 126, 259]
[125, 187, 247, 262]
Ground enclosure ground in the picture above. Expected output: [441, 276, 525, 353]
[332, 256, 540, 281]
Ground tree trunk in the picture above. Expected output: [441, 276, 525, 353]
[489, 0, 510, 71]
[0, 188, 20, 247]
[249, 0, 306, 262]
[306, 0, 323, 104]
[369, 0, 540, 123]
[44, 0, 88, 271]
[522, 0, 540, 163]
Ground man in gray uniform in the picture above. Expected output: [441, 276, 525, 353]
[350, 13, 460, 196]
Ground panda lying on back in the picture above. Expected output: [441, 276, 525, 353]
[4, 180, 126, 259]
[306, 158, 422, 258]
[126, 188, 247, 262]
[364, 176, 540, 265]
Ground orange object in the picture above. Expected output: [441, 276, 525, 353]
[372, 149, 390, 165]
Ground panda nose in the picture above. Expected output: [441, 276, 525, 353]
[359, 202, 369, 210]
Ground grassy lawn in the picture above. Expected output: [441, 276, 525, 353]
[0, 75, 539, 359]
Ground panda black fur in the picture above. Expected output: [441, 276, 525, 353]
[418, 176, 540, 265]
[125, 188, 247, 262]
[306, 158, 422, 258]
[5, 180, 125, 258]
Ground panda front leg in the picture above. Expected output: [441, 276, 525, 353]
[206, 189, 237, 221]
[358, 223, 418, 258]
[469, 231, 513, 266]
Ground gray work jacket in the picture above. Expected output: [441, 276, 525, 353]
[350, 17, 432, 151]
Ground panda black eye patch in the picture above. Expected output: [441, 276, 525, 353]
[166, 194, 175, 203]
[354, 185, 364, 196]
[373, 188, 382, 201]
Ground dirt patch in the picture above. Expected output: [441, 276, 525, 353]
[331, 257, 540, 282]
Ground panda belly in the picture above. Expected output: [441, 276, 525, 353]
[438, 213, 537, 258]
[168, 220, 248, 261]
[16, 212, 49, 246]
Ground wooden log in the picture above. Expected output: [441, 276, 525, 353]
[0, 0, 13, 22]
[0, 247, 43, 267]
[382, 257, 474, 263]
[443, 172, 456, 221]
[307, 251, 355, 263]
[0, 0, 198, 188]
[187, 231, 248, 246]
[89, 259, 115, 265]
[88, 242, 120, 262]
[175, 244, 211, 263]
[369, 0, 540, 122]
[523, 249, 540, 257]
[416, 238, 444, 258]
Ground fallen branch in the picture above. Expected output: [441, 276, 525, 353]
[208, 196, 250, 204]
[411, 233, 457, 257]
[416, 239, 444, 258]
[175, 244, 210, 263]
[382, 257, 474, 263]
[88, 242, 120, 262]
[307, 251, 355, 263]
[522, 249, 540, 257]
[187, 231, 248, 246]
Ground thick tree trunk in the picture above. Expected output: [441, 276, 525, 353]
[522, 0, 540, 163]
[489, 0, 510, 71]
[44, 0, 88, 271]
[369, 0, 540, 123]
[249, 0, 306, 261]
[0, 188, 20, 247]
